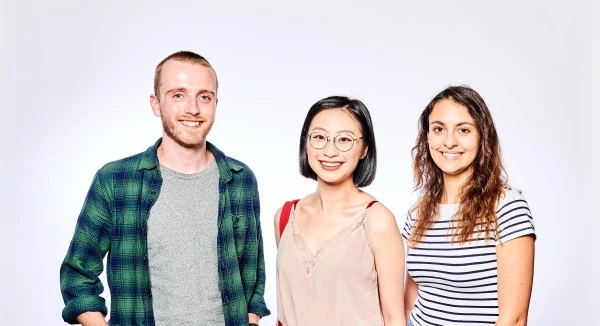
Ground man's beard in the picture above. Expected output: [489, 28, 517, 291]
[161, 117, 212, 148]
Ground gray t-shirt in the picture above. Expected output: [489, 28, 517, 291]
[147, 160, 224, 325]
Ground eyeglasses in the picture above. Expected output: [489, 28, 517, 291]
[308, 132, 363, 152]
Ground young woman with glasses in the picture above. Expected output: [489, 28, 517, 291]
[403, 86, 536, 326]
[274, 96, 406, 326]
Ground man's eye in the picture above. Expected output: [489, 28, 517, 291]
[173, 93, 184, 99]
[199, 95, 212, 102]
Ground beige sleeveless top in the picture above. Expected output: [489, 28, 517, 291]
[276, 203, 384, 326]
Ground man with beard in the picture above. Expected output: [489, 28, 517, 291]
[60, 51, 270, 326]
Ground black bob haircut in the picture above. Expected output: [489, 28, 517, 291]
[298, 96, 377, 187]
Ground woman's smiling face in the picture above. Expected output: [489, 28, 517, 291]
[427, 99, 480, 181]
[306, 108, 367, 186]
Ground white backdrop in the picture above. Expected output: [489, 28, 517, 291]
[1, 0, 598, 325]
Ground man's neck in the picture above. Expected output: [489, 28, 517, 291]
[157, 137, 213, 174]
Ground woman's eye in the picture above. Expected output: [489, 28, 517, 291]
[337, 136, 353, 143]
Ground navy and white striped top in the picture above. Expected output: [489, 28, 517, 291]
[402, 187, 535, 326]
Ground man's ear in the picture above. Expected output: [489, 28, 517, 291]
[150, 94, 161, 117]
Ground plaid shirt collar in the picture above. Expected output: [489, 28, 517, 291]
[137, 138, 243, 181]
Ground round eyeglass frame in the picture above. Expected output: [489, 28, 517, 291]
[307, 132, 363, 152]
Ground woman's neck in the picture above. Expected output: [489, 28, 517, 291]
[313, 179, 362, 213]
[441, 171, 472, 204]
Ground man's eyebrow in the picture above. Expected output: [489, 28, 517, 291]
[165, 87, 185, 95]
[165, 88, 216, 96]
[198, 89, 216, 96]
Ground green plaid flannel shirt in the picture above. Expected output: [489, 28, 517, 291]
[60, 138, 270, 325]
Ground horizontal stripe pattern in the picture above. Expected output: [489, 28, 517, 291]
[403, 187, 535, 326]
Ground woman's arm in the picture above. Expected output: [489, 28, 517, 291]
[495, 235, 535, 326]
[404, 270, 418, 322]
[370, 203, 407, 326]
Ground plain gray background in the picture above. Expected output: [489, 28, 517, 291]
[1, 0, 598, 325]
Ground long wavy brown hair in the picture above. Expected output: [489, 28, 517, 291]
[410, 85, 506, 245]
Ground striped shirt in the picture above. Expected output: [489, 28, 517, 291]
[402, 187, 535, 326]
[60, 138, 270, 325]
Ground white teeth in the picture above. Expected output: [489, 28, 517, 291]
[322, 162, 341, 167]
[181, 121, 200, 127]
[443, 153, 461, 158]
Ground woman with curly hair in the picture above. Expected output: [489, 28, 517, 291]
[403, 85, 536, 326]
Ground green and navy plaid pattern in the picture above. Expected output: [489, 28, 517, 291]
[60, 138, 270, 325]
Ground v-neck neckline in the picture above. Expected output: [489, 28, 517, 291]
[291, 206, 369, 275]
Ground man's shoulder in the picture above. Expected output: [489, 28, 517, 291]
[225, 155, 253, 173]
[96, 142, 158, 176]
[99, 152, 141, 172]
[209, 142, 255, 176]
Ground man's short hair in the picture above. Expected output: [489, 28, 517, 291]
[154, 51, 218, 98]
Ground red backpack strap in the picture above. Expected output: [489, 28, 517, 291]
[279, 199, 300, 236]
[366, 200, 378, 208]
[277, 199, 298, 326]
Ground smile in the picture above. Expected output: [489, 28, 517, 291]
[441, 152, 462, 159]
[180, 120, 202, 127]
[321, 161, 341, 167]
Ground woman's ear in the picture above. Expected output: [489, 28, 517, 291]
[360, 146, 368, 159]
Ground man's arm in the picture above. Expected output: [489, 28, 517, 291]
[76, 312, 108, 326]
[245, 175, 270, 321]
[248, 312, 260, 324]
[60, 171, 112, 324]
